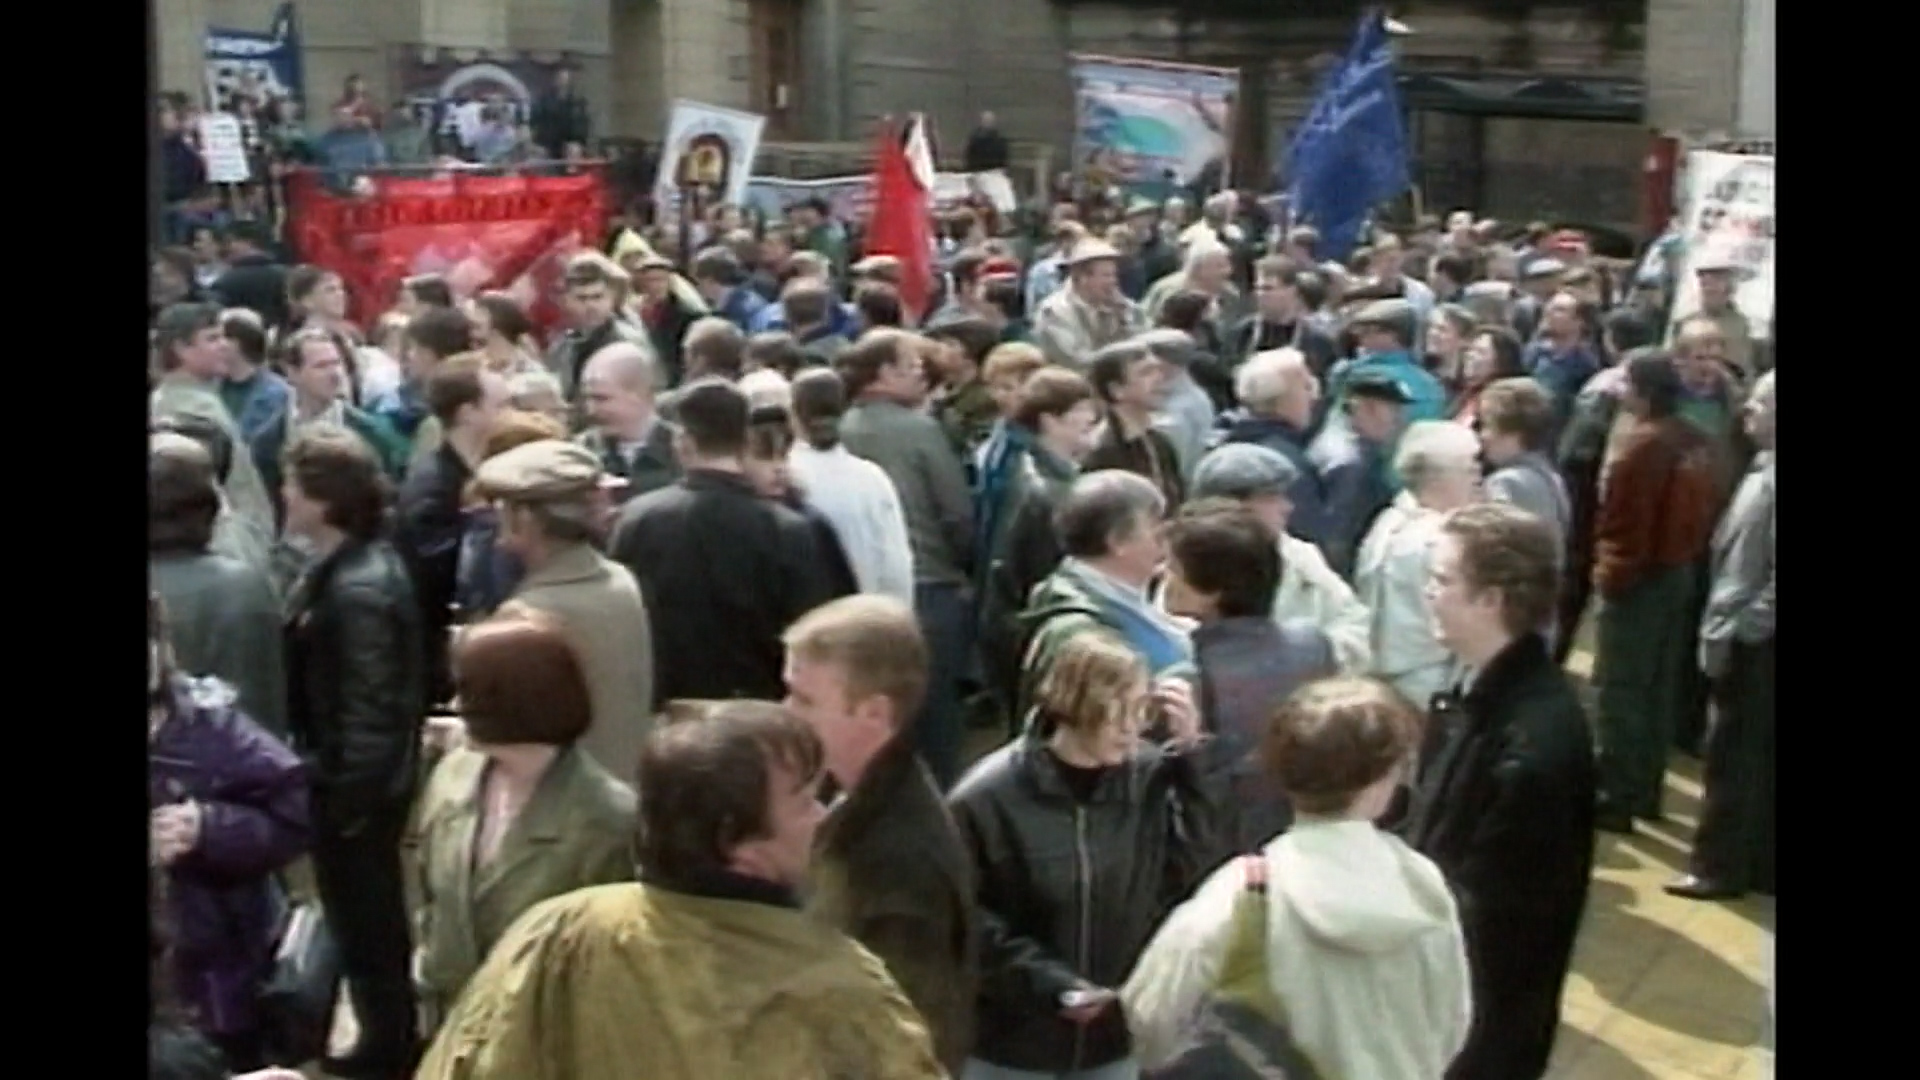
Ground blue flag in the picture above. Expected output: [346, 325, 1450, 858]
[1285, 9, 1409, 261]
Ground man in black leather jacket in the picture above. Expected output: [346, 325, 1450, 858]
[281, 427, 427, 1080]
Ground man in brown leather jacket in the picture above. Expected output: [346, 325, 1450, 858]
[1590, 350, 1721, 833]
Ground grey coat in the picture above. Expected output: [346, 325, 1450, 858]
[1193, 616, 1339, 853]
[1485, 451, 1572, 556]
[152, 551, 289, 736]
[840, 400, 974, 587]
[1698, 453, 1775, 678]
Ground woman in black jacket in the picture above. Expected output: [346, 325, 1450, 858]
[947, 633, 1215, 1080]
[280, 426, 427, 1080]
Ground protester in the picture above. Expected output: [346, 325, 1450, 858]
[414, 703, 946, 1080]
[394, 358, 511, 705]
[837, 329, 976, 786]
[479, 439, 659, 777]
[1311, 371, 1408, 578]
[609, 379, 834, 707]
[549, 253, 654, 397]
[949, 632, 1214, 1080]
[1669, 370, 1775, 900]
[978, 367, 1101, 725]
[413, 613, 637, 1027]
[1590, 351, 1719, 833]
[1355, 420, 1483, 711]
[1082, 339, 1185, 508]
[279, 427, 425, 1079]
[1189, 443, 1373, 673]
[1126, 677, 1471, 1080]
[781, 596, 980, 1073]
[1405, 502, 1596, 1080]
[787, 368, 916, 603]
[1159, 498, 1337, 851]
[152, 302, 278, 540]
[149, 594, 310, 1074]
[150, 440, 288, 736]
[452, 410, 569, 620]
[576, 341, 682, 501]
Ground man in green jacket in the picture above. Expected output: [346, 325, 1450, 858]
[1017, 470, 1196, 725]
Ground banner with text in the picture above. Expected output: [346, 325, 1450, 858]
[1669, 151, 1774, 340]
[743, 170, 1017, 223]
[1070, 55, 1238, 196]
[203, 2, 304, 110]
[654, 100, 768, 211]
[286, 168, 608, 333]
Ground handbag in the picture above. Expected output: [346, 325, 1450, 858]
[1144, 855, 1326, 1080]
[256, 885, 342, 1066]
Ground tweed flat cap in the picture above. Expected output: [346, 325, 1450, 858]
[474, 439, 603, 502]
[1191, 442, 1302, 500]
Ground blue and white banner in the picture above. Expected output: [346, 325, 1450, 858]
[1285, 9, 1409, 260]
[203, 2, 303, 110]
[1071, 55, 1237, 196]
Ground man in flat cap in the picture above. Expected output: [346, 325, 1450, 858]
[1510, 254, 1566, 341]
[1328, 297, 1447, 436]
[1031, 237, 1148, 369]
[1674, 248, 1760, 379]
[632, 251, 707, 386]
[1310, 371, 1410, 579]
[479, 439, 658, 778]
[1189, 441, 1373, 674]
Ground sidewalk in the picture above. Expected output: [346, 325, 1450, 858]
[1548, 754, 1775, 1079]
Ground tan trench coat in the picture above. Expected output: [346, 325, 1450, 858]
[497, 542, 656, 783]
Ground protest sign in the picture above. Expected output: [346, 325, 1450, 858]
[655, 100, 768, 210]
[1669, 151, 1774, 339]
[1071, 55, 1237, 195]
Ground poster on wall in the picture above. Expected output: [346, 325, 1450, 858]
[743, 170, 1016, 224]
[203, 2, 304, 110]
[395, 51, 573, 147]
[1070, 55, 1237, 196]
[285, 168, 610, 334]
[1668, 150, 1774, 340]
[654, 100, 768, 211]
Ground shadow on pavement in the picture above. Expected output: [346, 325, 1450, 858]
[1546, 1025, 1662, 1079]
[1576, 880, 1761, 1045]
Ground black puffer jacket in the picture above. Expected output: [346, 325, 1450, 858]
[284, 538, 427, 831]
[947, 735, 1217, 1073]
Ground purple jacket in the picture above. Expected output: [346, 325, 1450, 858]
[150, 676, 312, 1038]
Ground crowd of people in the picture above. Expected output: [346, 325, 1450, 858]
[147, 171, 1775, 1080]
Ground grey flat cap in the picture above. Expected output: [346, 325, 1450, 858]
[474, 439, 603, 502]
[1192, 442, 1302, 500]
[1349, 297, 1416, 331]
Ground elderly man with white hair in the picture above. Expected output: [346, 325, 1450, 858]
[1187, 442, 1373, 673]
[1354, 419, 1483, 710]
[1220, 347, 1330, 544]
[1143, 240, 1238, 324]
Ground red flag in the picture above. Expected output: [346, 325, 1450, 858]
[865, 114, 936, 322]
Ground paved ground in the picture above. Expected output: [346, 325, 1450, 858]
[1546, 753, 1774, 1079]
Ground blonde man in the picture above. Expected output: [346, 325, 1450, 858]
[781, 596, 978, 1074]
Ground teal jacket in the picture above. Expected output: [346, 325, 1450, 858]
[1326, 350, 1449, 493]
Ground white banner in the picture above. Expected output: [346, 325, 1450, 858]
[1669, 151, 1774, 340]
[653, 99, 767, 211]
[198, 113, 252, 184]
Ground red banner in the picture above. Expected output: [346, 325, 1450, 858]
[286, 167, 608, 333]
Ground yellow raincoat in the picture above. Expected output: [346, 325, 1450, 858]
[416, 881, 948, 1080]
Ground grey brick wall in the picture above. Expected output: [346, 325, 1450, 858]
[1645, 0, 1742, 135]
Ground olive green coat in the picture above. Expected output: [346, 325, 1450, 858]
[416, 882, 947, 1080]
[414, 745, 636, 1015]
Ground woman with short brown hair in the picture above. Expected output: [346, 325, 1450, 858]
[413, 611, 638, 1029]
[1125, 677, 1471, 1080]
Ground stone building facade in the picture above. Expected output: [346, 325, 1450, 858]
[157, 1, 1685, 231]
[1644, 0, 1772, 140]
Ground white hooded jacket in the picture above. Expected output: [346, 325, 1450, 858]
[1123, 817, 1472, 1079]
